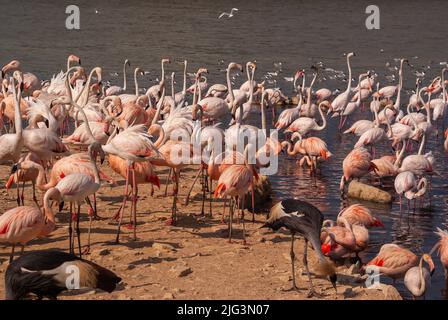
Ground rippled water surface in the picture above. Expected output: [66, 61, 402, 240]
[1, 0, 447, 299]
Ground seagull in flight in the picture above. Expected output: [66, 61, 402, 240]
[218, 8, 239, 19]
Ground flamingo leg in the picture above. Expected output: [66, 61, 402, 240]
[184, 168, 201, 205]
[69, 202, 74, 254]
[16, 179, 20, 206]
[32, 181, 38, 206]
[164, 168, 172, 197]
[168, 168, 179, 225]
[200, 169, 206, 216]
[21, 181, 25, 205]
[221, 197, 227, 224]
[20, 245, 25, 256]
[209, 178, 213, 217]
[241, 195, 246, 245]
[76, 203, 82, 258]
[116, 165, 131, 243]
[83, 197, 94, 255]
[112, 189, 132, 221]
[131, 166, 138, 241]
[228, 198, 233, 243]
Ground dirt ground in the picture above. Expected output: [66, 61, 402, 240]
[0, 158, 393, 300]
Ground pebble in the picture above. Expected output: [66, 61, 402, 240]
[152, 242, 176, 251]
[171, 266, 193, 277]
[162, 293, 175, 299]
[98, 249, 111, 256]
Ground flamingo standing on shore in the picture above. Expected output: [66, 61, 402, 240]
[5, 153, 46, 206]
[0, 206, 55, 262]
[43, 142, 104, 256]
[0, 72, 24, 164]
[213, 144, 257, 243]
[364, 244, 418, 283]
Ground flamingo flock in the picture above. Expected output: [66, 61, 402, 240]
[0, 53, 447, 300]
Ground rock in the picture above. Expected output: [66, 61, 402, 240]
[162, 293, 175, 299]
[152, 242, 176, 251]
[347, 263, 361, 275]
[259, 237, 267, 243]
[377, 284, 402, 300]
[127, 264, 136, 270]
[98, 249, 110, 256]
[170, 266, 193, 277]
[347, 181, 392, 203]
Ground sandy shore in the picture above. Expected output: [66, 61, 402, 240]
[0, 158, 398, 300]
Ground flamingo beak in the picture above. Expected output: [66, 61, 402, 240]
[58, 201, 65, 212]
[374, 218, 384, 227]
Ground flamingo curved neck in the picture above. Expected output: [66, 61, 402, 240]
[134, 69, 140, 96]
[123, 60, 128, 91]
[307, 72, 317, 110]
[182, 61, 187, 94]
[316, 102, 327, 130]
[148, 124, 165, 148]
[75, 68, 98, 107]
[226, 66, 235, 105]
[418, 134, 426, 155]
[346, 55, 352, 93]
[11, 77, 23, 137]
[43, 188, 59, 223]
[152, 82, 166, 125]
[88, 147, 101, 185]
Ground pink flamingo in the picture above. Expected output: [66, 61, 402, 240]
[43, 142, 104, 256]
[105, 59, 130, 96]
[444, 129, 448, 152]
[340, 147, 378, 196]
[281, 133, 332, 173]
[0, 206, 55, 261]
[149, 124, 194, 225]
[337, 204, 383, 228]
[1, 60, 41, 95]
[365, 244, 418, 283]
[432, 228, 448, 280]
[0, 72, 23, 163]
[5, 152, 46, 206]
[328, 52, 355, 128]
[213, 145, 257, 244]
[394, 171, 428, 210]
[320, 218, 357, 261]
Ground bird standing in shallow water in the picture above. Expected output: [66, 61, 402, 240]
[5, 249, 121, 300]
[262, 199, 337, 297]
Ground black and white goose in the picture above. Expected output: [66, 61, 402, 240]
[262, 199, 337, 297]
[5, 249, 122, 300]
